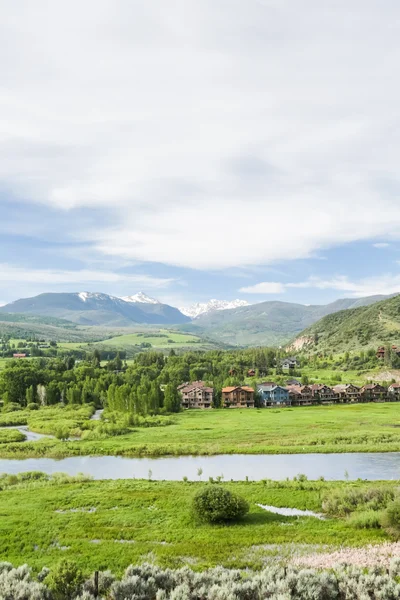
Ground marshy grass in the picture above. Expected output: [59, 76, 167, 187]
[0, 477, 396, 573]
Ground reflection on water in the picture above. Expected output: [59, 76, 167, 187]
[256, 503, 325, 519]
[0, 452, 400, 480]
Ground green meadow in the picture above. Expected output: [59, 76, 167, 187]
[0, 476, 392, 574]
[3, 402, 400, 458]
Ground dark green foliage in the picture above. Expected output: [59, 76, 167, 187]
[382, 499, 400, 537]
[192, 485, 249, 523]
[46, 559, 84, 599]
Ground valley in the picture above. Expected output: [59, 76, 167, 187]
[3, 292, 400, 586]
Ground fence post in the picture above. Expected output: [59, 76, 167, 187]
[94, 570, 99, 598]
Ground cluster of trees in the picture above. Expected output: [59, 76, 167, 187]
[0, 334, 59, 358]
[0, 347, 285, 415]
[3, 343, 393, 417]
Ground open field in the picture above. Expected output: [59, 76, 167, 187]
[3, 403, 400, 458]
[56, 328, 214, 355]
[0, 476, 392, 574]
[90, 330, 205, 349]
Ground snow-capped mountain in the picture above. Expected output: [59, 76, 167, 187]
[180, 299, 249, 318]
[121, 292, 160, 305]
[0, 292, 190, 325]
[77, 291, 118, 303]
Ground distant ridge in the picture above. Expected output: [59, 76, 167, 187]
[178, 294, 396, 346]
[0, 291, 396, 345]
[0, 292, 190, 326]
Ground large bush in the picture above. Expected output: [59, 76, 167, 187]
[46, 560, 84, 600]
[382, 499, 400, 537]
[192, 485, 249, 523]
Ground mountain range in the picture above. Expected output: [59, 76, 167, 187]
[179, 299, 249, 318]
[0, 291, 396, 346]
[178, 294, 396, 346]
[0, 292, 190, 326]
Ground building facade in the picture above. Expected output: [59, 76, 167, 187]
[222, 386, 254, 408]
[257, 384, 290, 407]
[178, 382, 214, 409]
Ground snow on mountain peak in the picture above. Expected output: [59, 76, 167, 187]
[179, 299, 249, 318]
[78, 292, 90, 302]
[121, 292, 160, 305]
[77, 291, 114, 302]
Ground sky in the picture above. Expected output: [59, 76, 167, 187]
[1, 0, 400, 308]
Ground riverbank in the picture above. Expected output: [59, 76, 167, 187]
[0, 476, 395, 573]
[2, 403, 400, 458]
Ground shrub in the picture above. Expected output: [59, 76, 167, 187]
[348, 509, 383, 529]
[46, 559, 85, 600]
[322, 485, 396, 517]
[192, 485, 249, 523]
[27, 402, 39, 410]
[55, 427, 70, 441]
[2, 403, 22, 413]
[382, 499, 400, 537]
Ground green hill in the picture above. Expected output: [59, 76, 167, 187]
[290, 294, 400, 353]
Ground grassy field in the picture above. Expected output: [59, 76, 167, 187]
[298, 366, 384, 386]
[0, 476, 392, 574]
[3, 403, 400, 458]
[93, 330, 202, 348]
[56, 328, 212, 356]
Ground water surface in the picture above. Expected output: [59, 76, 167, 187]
[1, 452, 400, 480]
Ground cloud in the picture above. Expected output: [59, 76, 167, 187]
[0, 264, 173, 288]
[373, 243, 390, 248]
[239, 281, 286, 294]
[2, 2, 400, 269]
[241, 274, 400, 297]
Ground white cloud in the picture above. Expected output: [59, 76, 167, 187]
[241, 274, 400, 297]
[239, 281, 286, 294]
[373, 243, 390, 248]
[2, 2, 400, 269]
[0, 264, 173, 288]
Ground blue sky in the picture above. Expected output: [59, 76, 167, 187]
[1, 0, 400, 309]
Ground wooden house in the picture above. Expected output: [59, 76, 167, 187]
[179, 383, 214, 409]
[360, 383, 387, 402]
[222, 386, 254, 408]
[309, 384, 338, 403]
[286, 385, 313, 405]
[332, 384, 360, 403]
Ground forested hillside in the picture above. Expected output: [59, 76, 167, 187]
[291, 294, 400, 354]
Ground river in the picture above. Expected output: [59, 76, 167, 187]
[0, 452, 399, 480]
